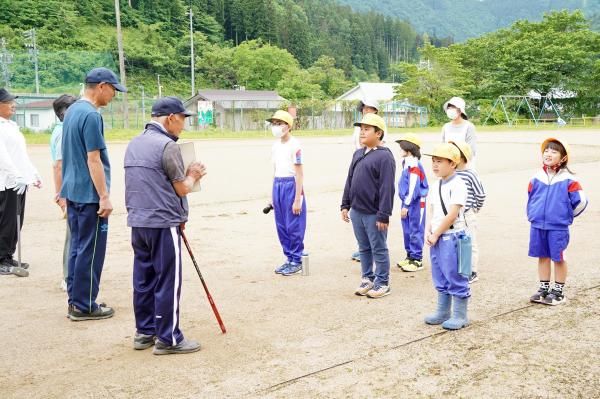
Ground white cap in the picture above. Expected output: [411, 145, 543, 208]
[361, 98, 380, 112]
[443, 97, 467, 117]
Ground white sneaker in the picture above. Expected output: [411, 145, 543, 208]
[355, 279, 374, 296]
[366, 284, 391, 298]
[60, 280, 67, 292]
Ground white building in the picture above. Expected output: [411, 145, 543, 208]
[336, 82, 400, 104]
[14, 98, 58, 132]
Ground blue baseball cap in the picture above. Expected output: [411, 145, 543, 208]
[151, 96, 193, 117]
[84, 67, 127, 93]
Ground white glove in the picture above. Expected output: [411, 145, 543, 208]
[12, 178, 27, 195]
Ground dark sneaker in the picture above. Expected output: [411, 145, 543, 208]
[66, 304, 74, 319]
[468, 272, 479, 284]
[69, 304, 115, 321]
[530, 288, 549, 303]
[2, 257, 29, 269]
[153, 339, 201, 355]
[542, 289, 566, 306]
[274, 263, 289, 274]
[281, 263, 302, 276]
[134, 333, 157, 350]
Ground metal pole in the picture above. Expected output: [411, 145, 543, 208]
[189, 7, 195, 97]
[0, 38, 12, 87]
[157, 74, 162, 98]
[139, 85, 145, 121]
[115, 0, 129, 128]
[32, 30, 39, 94]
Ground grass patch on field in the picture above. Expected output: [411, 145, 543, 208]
[23, 124, 599, 145]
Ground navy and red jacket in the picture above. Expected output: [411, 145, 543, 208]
[527, 167, 587, 231]
[341, 146, 396, 223]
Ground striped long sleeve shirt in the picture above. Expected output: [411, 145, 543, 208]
[456, 168, 485, 212]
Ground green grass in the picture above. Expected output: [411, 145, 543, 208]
[23, 123, 599, 145]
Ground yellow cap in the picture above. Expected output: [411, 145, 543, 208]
[541, 137, 570, 161]
[353, 113, 386, 132]
[266, 110, 294, 128]
[423, 143, 461, 163]
[395, 133, 422, 148]
[448, 140, 472, 162]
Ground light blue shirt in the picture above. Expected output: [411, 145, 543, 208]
[50, 122, 63, 164]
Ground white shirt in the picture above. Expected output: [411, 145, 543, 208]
[429, 174, 467, 233]
[0, 116, 39, 191]
[271, 136, 302, 177]
[441, 120, 477, 169]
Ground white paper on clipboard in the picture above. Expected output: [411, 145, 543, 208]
[177, 141, 201, 192]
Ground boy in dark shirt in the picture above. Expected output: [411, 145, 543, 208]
[341, 114, 396, 298]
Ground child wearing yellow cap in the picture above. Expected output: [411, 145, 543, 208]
[527, 138, 587, 305]
[267, 110, 307, 276]
[448, 141, 485, 284]
[395, 133, 429, 272]
[423, 143, 470, 330]
[341, 113, 396, 298]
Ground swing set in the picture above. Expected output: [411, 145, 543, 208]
[483, 95, 566, 126]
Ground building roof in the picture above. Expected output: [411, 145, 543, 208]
[185, 89, 286, 105]
[336, 82, 400, 102]
[17, 99, 55, 109]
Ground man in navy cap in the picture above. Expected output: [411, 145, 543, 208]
[0, 88, 41, 277]
[61, 67, 126, 321]
[125, 96, 206, 355]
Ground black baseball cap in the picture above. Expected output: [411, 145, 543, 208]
[0, 88, 18, 102]
[151, 96, 193, 117]
[84, 67, 127, 92]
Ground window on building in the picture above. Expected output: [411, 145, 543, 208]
[30, 114, 39, 127]
[15, 114, 25, 127]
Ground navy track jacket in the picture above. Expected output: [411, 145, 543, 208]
[341, 146, 396, 223]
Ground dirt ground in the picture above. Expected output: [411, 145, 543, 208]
[1, 129, 599, 399]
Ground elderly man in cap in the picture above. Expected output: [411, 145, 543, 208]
[125, 96, 206, 355]
[61, 67, 126, 321]
[0, 88, 41, 277]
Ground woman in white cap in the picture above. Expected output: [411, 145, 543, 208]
[441, 97, 477, 169]
[352, 98, 380, 151]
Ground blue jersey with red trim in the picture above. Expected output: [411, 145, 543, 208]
[398, 156, 429, 208]
[527, 167, 588, 230]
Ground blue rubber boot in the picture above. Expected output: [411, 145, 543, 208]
[442, 296, 470, 330]
[424, 292, 451, 325]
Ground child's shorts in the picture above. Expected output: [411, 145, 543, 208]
[528, 227, 569, 262]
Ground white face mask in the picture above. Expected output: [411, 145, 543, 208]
[271, 125, 285, 138]
[446, 108, 459, 120]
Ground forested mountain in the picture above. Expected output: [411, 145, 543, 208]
[0, 0, 448, 97]
[339, 0, 600, 41]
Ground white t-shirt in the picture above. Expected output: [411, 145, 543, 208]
[272, 136, 302, 177]
[429, 174, 467, 233]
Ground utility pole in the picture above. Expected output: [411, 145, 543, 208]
[188, 7, 195, 97]
[23, 29, 39, 94]
[0, 38, 12, 87]
[139, 85, 145, 121]
[115, 0, 129, 128]
[157, 74, 162, 98]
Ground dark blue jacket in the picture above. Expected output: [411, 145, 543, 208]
[341, 146, 396, 223]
